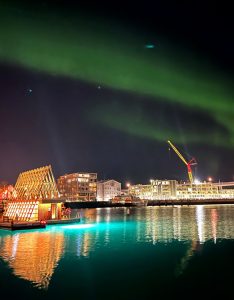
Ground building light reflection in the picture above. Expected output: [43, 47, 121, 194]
[211, 209, 218, 244]
[11, 233, 19, 259]
[0, 206, 232, 289]
[196, 206, 204, 243]
[0, 231, 64, 289]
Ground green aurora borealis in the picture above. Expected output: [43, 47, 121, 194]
[0, 2, 233, 147]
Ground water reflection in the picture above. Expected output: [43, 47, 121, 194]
[211, 208, 218, 243]
[175, 240, 199, 277]
[0, 229, 64, 289]
[0, 205, 233, 290]
[196, 205, 205, 243]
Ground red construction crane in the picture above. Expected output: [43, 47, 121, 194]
[167, 140, 197, 184]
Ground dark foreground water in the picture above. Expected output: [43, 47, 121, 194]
[0, 205, 234, 299]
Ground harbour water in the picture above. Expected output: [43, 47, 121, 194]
[0, 205, 234, 299]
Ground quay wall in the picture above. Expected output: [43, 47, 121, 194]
[64, 201, 133, 209]
[64, 198, 234, 209]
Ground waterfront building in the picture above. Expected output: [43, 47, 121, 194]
[97, 179, 121, 201]
[213, 181, 234, 198]
[57, 172, 97, 201]
[4, 165, 62, 221]
[129, 184, 152, 199]
[129, 180, 177, 200]
[151, 179, 177, 199]
[177, 182, 220, 199]
[128, 179, 233, 200]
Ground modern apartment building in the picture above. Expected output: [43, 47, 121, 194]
[57, 173, 97, 201]
[129, 184, 152, 199]
[151, 179, 177, 199]
[97, 179, 121, 201]
[129, 180, 177, 200]
[177, 182, 220, 199]
[129, 179, 228, 200]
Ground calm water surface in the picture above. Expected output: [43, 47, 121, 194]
[0, 205, 234, 299]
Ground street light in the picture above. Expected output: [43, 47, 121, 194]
[194, 178, 201, 185]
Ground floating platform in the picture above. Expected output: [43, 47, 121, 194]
[0, 220, 46, 231]
[0, 217, 81, 230]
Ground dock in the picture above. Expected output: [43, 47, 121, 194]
[0, 217, 81, 230]
[0, 220, 46, 230]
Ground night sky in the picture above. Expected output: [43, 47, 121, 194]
[0, 0, 233, 185]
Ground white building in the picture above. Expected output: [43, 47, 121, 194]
[130, 180, 177, 200]
[129, 184, 152, 199]
[97, 180, 121, 201]
[151, 179, 177, 199]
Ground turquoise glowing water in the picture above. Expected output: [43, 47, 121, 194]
[0, 205, 234, 299]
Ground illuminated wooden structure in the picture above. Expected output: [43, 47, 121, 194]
[4, 165, 63, 222]
[15, 165, 59, 200]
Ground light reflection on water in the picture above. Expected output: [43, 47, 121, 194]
[0, 229, 65, 289]
[0, 205, 233, 294]
[62, 224, 96, 229]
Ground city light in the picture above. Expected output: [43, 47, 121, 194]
[194, 178, 201, 185]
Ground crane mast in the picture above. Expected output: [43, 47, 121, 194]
[167, 140, 196, 184]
